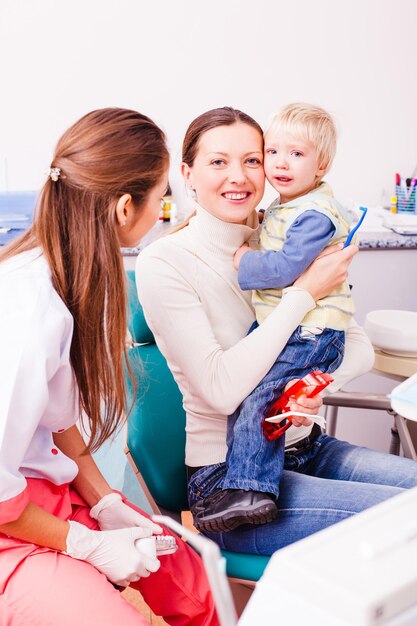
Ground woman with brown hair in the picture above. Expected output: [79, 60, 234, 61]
[136, 106, 417, 556]
[0, 108, 218, 625]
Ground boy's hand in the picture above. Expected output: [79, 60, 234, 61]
[284, 380, 323, 427]
[233, 243, 251, 270]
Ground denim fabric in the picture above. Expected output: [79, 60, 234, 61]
[188, 433, 417, 555]
[224, 325, 345, 496]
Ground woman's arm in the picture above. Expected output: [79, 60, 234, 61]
[136, 242, 357, 416]
[296, 244, 373, 390]
[236, 211, 336, 290]
[136, 252, 314, 415]
[294, 243, 358, 301]
[0, 503, 69, 551]
[0, 426, 118, 549]
[53, 425, 113, 507]
[54, 426, 162, 535]
[0, 493, 160, 587]
[326, 318, 375, 393]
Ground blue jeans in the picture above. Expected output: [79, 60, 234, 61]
[225, 325, 344, 497]
[188, 433, 417, 554]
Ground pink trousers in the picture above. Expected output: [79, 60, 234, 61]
[0, 479, 219, 626]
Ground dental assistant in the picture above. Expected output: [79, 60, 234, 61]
[136, 107, 417, 555]
[0, 108, 218, 626]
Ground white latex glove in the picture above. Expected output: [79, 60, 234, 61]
[65, 520, 160, 587]
[90, 493, 162, 535]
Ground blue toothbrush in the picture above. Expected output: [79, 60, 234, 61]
[343, 206, 367, 248]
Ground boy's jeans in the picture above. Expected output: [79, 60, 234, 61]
[224, 325, 345, 498]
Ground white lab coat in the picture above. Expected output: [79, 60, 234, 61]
[0, 248, 78, 521]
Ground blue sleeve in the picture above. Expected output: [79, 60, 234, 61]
[238, 210, 336, 290]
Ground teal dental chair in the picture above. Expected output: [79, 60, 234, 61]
[124, 270, 270, 613]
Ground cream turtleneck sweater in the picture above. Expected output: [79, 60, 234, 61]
[136, 204, 374, 467]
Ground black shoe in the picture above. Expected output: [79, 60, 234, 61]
[192, 489, 277, 533]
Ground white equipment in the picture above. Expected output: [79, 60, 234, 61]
[390, 372, 417, 422]
[239, 486, 417, 626]
[152, 515, 238, 626]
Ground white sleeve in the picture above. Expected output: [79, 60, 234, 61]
[136, 253, 315, 416]
[0, 277, 67, 505]
[325, 318, 375, 393]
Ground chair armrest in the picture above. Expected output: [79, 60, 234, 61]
[323, 391, 392, 412]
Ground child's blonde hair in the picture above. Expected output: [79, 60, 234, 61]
[265, 102, 337, 174]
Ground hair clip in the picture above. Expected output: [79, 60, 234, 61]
[46, 166, 61, 182]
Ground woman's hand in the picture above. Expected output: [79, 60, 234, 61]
[294, 243, 358, 302]
[233, 243, 251, 270]
[90, 493, 162, 534]
[65, 521, 160, 587]
[284, 380, 323, 427]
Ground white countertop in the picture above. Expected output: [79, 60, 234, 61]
[356, 206, 417, 249]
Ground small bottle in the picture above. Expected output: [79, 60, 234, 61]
[158, 196, 164, 221]
[170, 202, 178, 224]
[162, 185, 172, 222]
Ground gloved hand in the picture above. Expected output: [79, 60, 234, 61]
[90, 492, 162, 535]
[65, 520, 160, 587]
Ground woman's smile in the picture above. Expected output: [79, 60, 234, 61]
[222, 191, 251, 201]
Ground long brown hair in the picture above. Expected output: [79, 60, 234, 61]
[0, 108, 169, 450]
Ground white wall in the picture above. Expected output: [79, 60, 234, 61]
[1, 0, 416, 213]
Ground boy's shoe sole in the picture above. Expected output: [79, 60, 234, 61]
[192, 489, 278, 533]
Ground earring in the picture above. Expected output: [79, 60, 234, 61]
[189, 189, 197, 201]
[122, 220, 127, 226]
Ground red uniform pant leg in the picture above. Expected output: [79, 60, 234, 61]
[70, 492, 220, 626]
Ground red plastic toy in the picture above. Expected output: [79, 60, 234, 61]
[262, 369, 334, 441]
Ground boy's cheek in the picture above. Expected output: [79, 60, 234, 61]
[263, 157, 273, 174]
[264, 169, 279, 189]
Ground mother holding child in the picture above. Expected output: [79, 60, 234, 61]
[137, 104, 417, 555]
